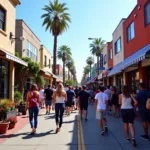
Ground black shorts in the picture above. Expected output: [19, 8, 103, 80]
[139, 111, 150, 122]
[121, 109, 135, 123]
[80, 104, 88, 111]
[65, 101, 72, 107]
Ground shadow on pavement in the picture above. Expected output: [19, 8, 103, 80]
[0, 130, 54, 139]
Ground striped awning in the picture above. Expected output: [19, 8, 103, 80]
[118, 44, 150, 70]
[0, 47, 27, 66]
[107, 62, 123, 77]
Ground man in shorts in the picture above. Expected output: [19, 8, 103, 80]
[66, 86, 75, 115]
[78, 86, 90, 121]
[136, 83, 150, 140]
[95, 86, 109, 135]
[44, 85, 53, 115]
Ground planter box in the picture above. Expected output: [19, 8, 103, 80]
[0, 110, 17, 121]
[18, 105, 27, 115]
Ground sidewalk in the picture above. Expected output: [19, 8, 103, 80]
[0, 106, 150, 150]
[0, 110, 78, 150]
[81, 105, 150, 150]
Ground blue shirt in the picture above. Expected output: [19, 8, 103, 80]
[67, 90, 74, 102]
[136, 90, 150, 112]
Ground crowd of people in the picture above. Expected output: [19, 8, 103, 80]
[25, 82, 150, 148]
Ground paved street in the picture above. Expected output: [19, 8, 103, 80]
[0, 106, 150, 150]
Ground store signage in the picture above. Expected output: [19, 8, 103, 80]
[99, 54, 105, 70]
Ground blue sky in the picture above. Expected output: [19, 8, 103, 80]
[16, 0, 137, 82]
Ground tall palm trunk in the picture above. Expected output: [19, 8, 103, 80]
[68, 70, 70, 80]
[90, 64, 92, 80]
[53, 35, 57, 86]
[63, 61, 65, 85]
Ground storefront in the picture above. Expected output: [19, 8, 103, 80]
[0, 58, 10, 99]
[116, 73, 123, 93]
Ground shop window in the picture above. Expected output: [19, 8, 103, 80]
[145, 0, 150, 26]
[49, 59, 51, 68]
[0, 59, 9, 99]
[115, 38, 121, 54]
[0, 6, 6, 31]
[127, 22, 135, 42]
[109, 49, 112, 59]
[44, 55, 47, 67]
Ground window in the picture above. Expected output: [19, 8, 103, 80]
[109, 49, 112, 59]
[127, 22, 135, 42]
[115, 38, 121, 54]
[145, 1, 150, 26]
[0, 7, 6, 31]
[44, 55, 47, 67]
[49, 59, 51, 68]
[104, 55, 107, 65]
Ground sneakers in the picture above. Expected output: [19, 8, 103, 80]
[101, 130, 105, 136]
[104, 126, 108, 132]
[140, 135, 150, 140]
[132, 138, 137, 147]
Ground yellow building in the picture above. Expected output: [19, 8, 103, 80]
[40, 45, 53, 87]
[0, 0, 27, 100]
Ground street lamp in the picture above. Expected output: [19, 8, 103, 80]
[10, 32, 25, 41]
[88, 37, 96, 40]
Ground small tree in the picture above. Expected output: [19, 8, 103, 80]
[65, 79, 75, 86]
[35, 75, 45, 88]
[15, 57, 40, 97]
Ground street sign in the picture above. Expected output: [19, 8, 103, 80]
[99, 53, 104, 68]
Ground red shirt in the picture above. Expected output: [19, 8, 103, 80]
[27, 91, 39, 108]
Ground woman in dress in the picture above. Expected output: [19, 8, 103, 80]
[111, 86, 119, 118]
[52, 83, 67, 133]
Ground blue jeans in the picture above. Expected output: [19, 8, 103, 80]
[55, 103, 65, 128]
[29, 107, 39, 129]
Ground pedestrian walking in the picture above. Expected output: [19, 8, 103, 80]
[74, 86, 79, 110]
[39, 86, 45, 109]
[95, 86, 109, 135]
[104, 86, 112, 115]
[44, 85, 53, 115]
[78, 85, 90, 121]
[119, 85, 137, 147]
[52, 83, 67, 133]
[26, 84, 40, 135]
[111, 86, 119, 118]
[136, 83, 150, 140]
[66, 86, 75, 115]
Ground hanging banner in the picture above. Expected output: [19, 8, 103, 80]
[99, 54, 105, 70]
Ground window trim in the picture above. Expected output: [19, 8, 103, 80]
[0, 5, 6, 32]
[144, 0, 150, 27]
[44, 55, 47, 67]
[104, 55, 107, 65]
[115, 37, 121, 55]
[127, 21, 135, 42]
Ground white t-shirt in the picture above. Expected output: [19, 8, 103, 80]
[104, 89, 111, 100]
[95, 92, 109, 110]
[39, 89, 44, 99]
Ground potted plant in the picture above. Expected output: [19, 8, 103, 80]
[18, 100, 27, 115]
[0, 100, 16, 121]
[0, 120, 10, 134]
[8, 116, 17, 129]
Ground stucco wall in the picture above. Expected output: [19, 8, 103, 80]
[124, 0, 150, 58]
[0, 0, 16, 54]
[15, 20, 41, 62]
[112, 19, 126, 66]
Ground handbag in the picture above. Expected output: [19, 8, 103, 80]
[146, 99, 150, 110]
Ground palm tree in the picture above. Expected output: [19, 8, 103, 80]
[86, 57, 94, 79]
[57, 45, 72, 84]
[41, 0, 71, 85]
[90, 38, 105, 75]
[66, 59, 74, 80]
